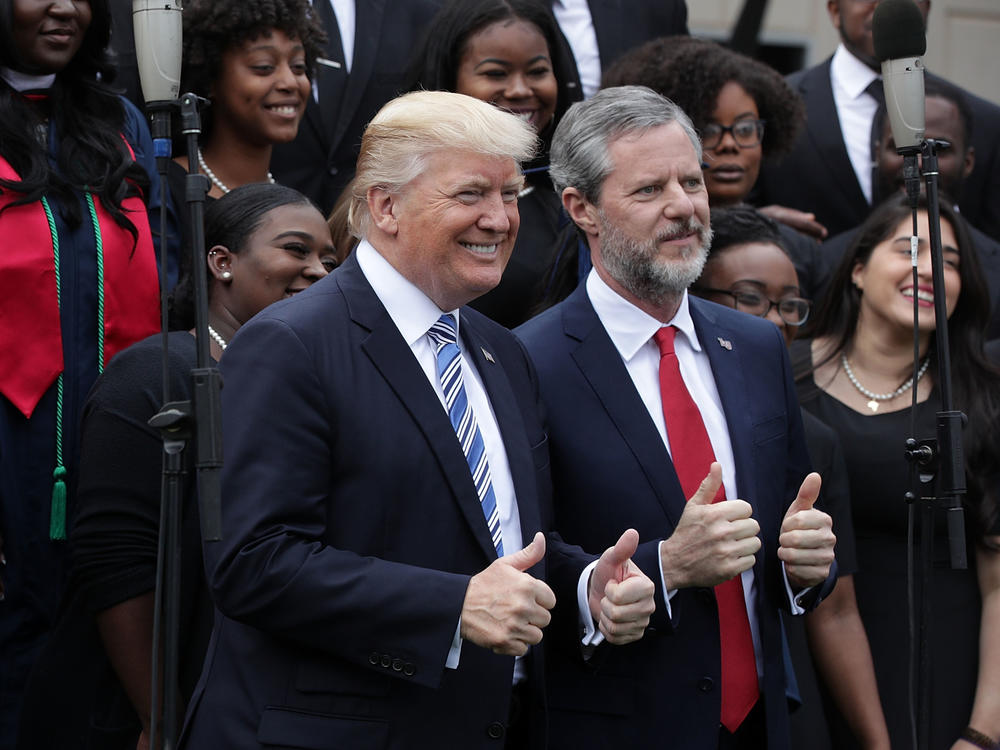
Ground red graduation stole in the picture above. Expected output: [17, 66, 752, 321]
[0, 154, 160, 418]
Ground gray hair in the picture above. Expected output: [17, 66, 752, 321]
[549, 85, 702, 203]
[349, 90, 538, 238]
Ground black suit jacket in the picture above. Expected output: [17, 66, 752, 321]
[756, 57, 1000, 242]
[179, 254, 588, 749]
[554, 0, 688, 95]
[516, 289, 835, 750]
[270, 0, 442, 214]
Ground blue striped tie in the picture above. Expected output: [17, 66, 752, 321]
[427, 314, 504, 556]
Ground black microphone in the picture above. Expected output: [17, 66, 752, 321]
[872, 0, 926, 155]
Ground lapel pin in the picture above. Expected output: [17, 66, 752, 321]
[717, 337, 733, 351]
[316, 57, 342, 70]
[481, 347, 495, 363]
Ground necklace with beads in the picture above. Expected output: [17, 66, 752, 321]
[197, 148, 275, 194]
[207, 325, 228, 351]
[841, 353, 930, 412]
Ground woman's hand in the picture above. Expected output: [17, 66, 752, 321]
[759, 204, 829, 240]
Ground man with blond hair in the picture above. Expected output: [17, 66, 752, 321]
[180, 91, 654, 750]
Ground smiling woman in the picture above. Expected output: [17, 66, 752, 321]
[172, 0, 325, 200]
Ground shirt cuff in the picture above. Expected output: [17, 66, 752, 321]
[446, 617, 462, 669]
[577, 560, 605, 647]
[782, 562, 813, 614]
[657, 540, 678, 620]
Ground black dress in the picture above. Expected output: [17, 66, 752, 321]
[799, 377, 990, 750]
[16, 333, 213, 749]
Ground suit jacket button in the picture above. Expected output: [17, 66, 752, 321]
[328, 166, 339, 176]
[698, 677, 715, 692]
[487, 722, 505, 739]
[380, 654, 392, 668]
[391, 658, 404, 672]
[403, 662, 416, 676]
[368, 652, 379, 666]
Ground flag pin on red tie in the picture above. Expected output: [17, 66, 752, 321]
[717, 337, 733, 350]
[481, 347, 495, 363]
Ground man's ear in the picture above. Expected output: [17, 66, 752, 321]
[562, 187, 600, 238]
[962, 145, 975, 180]
[368, 187, 398, 235]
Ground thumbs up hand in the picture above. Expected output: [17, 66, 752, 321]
[778, 472, 836, 589]
[461, 532, 557, 656]
[659, 463, 762, 590]
[588, 529, 656, 645]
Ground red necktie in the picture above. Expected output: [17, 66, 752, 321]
[654, 326, 759, 732]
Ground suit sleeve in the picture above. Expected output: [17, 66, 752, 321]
[207, 316, 471, 690]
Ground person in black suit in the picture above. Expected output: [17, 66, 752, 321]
[754, 0, 1000, 243]
[516, 86, 837, 750]
[180, 91, 655, 750]
[549, 0, 688, 99]
[269, 0, 443, 214]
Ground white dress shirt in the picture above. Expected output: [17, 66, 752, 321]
[584, 270, 807, 675]
[327, 0, 355, 72]
[551, 0, 601, 99]
[830, 43, 881, 204]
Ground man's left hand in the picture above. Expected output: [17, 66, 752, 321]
[777, 472, 836, 589]
[588, 529, 656, 644]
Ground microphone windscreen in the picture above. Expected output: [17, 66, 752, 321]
[873, 0, 927, 61]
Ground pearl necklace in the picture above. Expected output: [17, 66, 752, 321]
[197, 148, 275, 194]
[841, 353, 930, 412]
[207, 325, 228, 351]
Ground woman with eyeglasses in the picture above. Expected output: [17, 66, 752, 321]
[695, 205, 892, 750]
[800, 194, 1000, 750]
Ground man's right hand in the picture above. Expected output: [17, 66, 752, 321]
[659, 463, 761, 590]
[460, 532, 556, 656]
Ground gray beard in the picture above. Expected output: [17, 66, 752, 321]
[597, 209, 712, 307]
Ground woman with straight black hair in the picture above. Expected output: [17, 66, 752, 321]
[406, 0, 579, 327]
[16, 183, 334, 750]
[799, 193, 1000, 749]
[0, 0, 165, 742]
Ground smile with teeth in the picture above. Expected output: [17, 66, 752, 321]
[267, 105, 298, 116]
[460, 242, 499, 254]
[902, 288, 934, 303]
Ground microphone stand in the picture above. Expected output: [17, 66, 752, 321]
[145, 92, 222, 750]
[901, 138, 967, 750]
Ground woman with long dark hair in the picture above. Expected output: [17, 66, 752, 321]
[0, 0, 164, 742]
[800, 193, 1000, 748]
[16, 183, 334, 750]
[406, 0, 578, 327]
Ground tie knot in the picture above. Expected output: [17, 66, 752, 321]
[428, 314, 458, 348]
[865, 79, 885, 105]
[653, 326, 677, 357]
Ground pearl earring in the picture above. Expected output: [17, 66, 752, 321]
[222, 271, 232, 280]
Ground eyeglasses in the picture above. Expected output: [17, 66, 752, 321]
[694, 287, 811, 326]
[701, 118, 766, 150]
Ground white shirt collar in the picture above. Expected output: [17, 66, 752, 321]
[355, 239, 461, 346]
[585, 268, 701, 363]
[831, 43, 879, 100]
[1, 67, 56, 92]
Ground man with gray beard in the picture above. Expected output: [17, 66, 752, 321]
[515, 86, 837, 750]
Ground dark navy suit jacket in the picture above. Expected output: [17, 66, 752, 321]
[516, 288, 833, 750]
[180, 254, 586, 749]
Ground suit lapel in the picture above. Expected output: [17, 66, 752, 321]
[562, 286, 686, 528]
[801, 60, 869, 212]
[336, 257, 500, 561]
